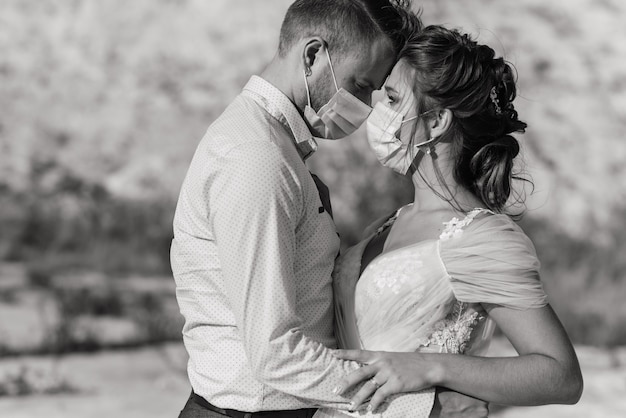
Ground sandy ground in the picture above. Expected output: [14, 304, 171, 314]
[0, 340, 624, 418]
[0, 344, 190, 418]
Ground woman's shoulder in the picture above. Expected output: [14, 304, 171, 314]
[438, 209, 546, 309]
[440, 209, 534, 252]
[439, 209, 539, 276]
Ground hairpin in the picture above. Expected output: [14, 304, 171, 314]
[490, 86, 502, 115]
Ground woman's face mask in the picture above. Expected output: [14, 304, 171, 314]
[367, 102, 430, 175]
[303, 48, 372, 140]
[366, 63, 438, 174]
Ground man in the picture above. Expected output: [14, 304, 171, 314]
[171, 1, 487, 417]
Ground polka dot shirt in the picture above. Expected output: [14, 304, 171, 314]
[171, 76, 361, 412]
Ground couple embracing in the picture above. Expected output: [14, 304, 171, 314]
[171, 1, 583, 417]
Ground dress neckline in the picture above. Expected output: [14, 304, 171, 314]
[363, 207, 495, 276]
[374, 206, 493, 238]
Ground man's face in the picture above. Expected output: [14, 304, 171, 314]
[309, 37, 396, 110]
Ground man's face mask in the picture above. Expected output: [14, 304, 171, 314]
[366, 101, 437, 175]
[303, 48, 372, 140]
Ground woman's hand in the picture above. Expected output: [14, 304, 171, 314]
[333, 349, 489, 416]
[332, 349, 442, 412]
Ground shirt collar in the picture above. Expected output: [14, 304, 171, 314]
[242, 75, 317, 160]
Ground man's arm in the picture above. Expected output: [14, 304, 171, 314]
[210, 141, 361, 408]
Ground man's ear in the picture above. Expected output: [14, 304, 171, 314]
[429, 109, 453, 140]
[302, 37, 326, 75]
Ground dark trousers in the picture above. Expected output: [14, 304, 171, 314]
[178, 392, 317, 418]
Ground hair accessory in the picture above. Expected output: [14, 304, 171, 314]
[490, 86, 502, 115]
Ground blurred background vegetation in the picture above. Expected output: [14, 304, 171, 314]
[1, 0, 625, 358]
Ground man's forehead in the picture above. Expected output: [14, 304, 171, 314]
[344, 39, 396, 86]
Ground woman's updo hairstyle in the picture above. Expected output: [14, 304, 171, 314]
[400, 25, 528, 212]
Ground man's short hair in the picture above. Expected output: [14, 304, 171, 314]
[278, 0, 419, 60]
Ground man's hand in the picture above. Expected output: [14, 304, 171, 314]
[431, 387, 488, 418]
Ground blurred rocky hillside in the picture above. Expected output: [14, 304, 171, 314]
[1, 0, 625, 345]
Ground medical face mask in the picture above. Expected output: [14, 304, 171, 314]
[366, 101, 437, 175]
[303, 48, 372, 140]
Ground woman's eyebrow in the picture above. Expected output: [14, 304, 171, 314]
[384, 85, 398, 94]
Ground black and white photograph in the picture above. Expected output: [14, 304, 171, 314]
[0, 1, 624, 417]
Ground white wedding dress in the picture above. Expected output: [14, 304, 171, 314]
[315, 208, 547, 417]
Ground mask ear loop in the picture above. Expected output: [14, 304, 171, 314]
[324, 47, 340, 93]
[400, 115, 418, 126]
[303, 69, 312, 107]
[409, 108, 440, 148]
[397, 114, 418, 138]
[414, 135, 439, 149]
[406, 108, 442, 174]
[407, 137, 435, 174]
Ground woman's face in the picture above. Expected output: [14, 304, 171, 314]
[383, 59, 428, 145]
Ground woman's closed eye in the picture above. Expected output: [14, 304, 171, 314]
[385, 93, 398, 105]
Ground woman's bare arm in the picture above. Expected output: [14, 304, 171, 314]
[332, 304, 583, 412]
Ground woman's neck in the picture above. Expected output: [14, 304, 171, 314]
[409, 144, 483, 213]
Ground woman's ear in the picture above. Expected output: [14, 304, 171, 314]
[429, 109, 452, 139]
[302, 37, 325, 76]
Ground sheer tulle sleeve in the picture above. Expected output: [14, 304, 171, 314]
[439, 213, 548, 310]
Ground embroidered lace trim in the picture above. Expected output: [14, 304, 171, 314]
[439, 208, 493, 241]
[426, 301, 483, 354]
[376, 207, 494, 240]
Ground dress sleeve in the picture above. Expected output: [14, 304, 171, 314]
[439, 213, 548, 310]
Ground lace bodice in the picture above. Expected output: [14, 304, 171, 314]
[353, 208, 496, 353]
[363, 208, 497, 353]
[320, 208, 547, 418]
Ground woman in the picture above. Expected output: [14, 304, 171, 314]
[315, 25, 583, 417]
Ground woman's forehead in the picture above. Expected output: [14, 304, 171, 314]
[386, 60, 414, 94]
